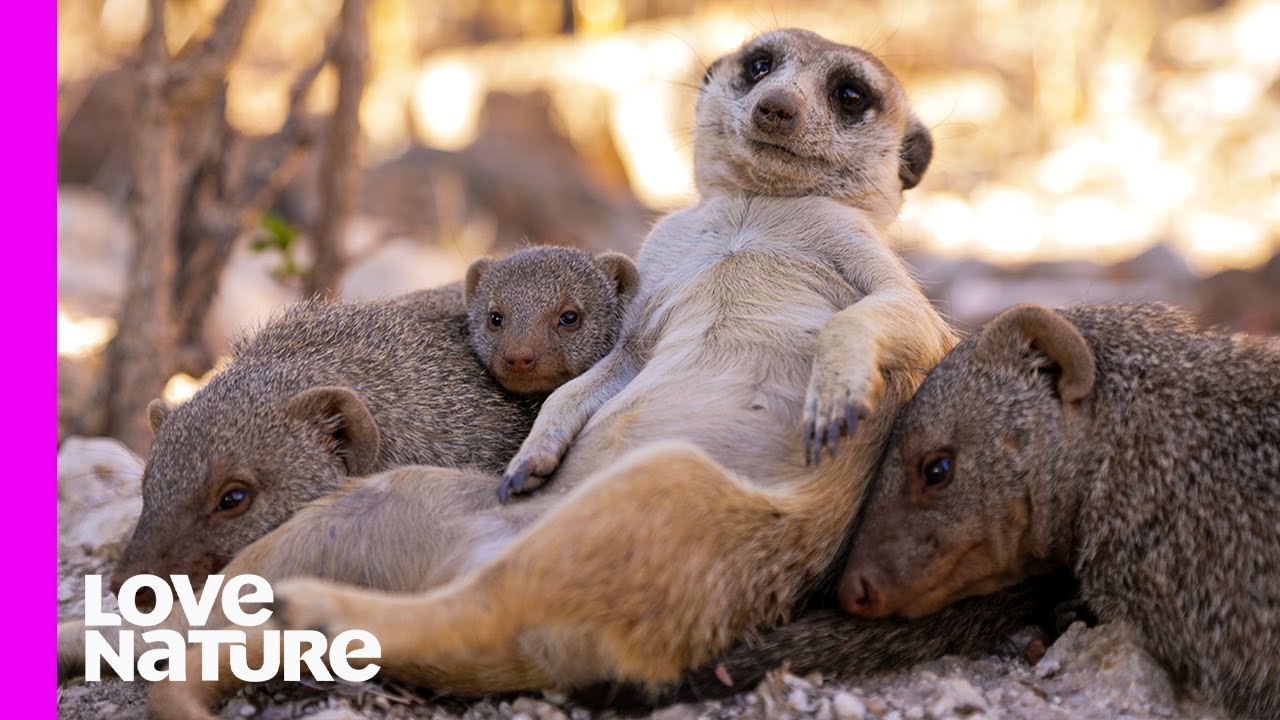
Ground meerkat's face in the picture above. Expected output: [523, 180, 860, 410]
[694, 28, 932, 204]
[838, 306, 1096, 619]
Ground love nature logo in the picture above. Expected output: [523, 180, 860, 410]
[82, 574, 381, 683]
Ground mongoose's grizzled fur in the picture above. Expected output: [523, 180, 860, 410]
[113, 246, 636, 595]
[841, 303, 1280, 718]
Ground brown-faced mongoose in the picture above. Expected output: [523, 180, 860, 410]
[112, 245, 637, 595]
[148, 29, 960, 717]
[840, 303, 1280, 718]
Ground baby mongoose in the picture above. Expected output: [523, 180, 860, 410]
[114, 246, 637, 596]
[841, 303, 1280, 718]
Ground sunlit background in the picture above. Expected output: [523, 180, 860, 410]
[57, 0, 1280, 413]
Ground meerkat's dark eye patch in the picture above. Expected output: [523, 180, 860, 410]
[701, 58, 725, 86]
[828, 72, 877, 122]
[744, 50, 774, 83]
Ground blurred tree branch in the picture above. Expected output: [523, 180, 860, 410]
[101, 0, 367, 452]
[305, 0, 368, 299]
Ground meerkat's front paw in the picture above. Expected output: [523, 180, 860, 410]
[270, 578, 359, 638]
[499, 428, 571, 503]
[802, 352, 885, 464]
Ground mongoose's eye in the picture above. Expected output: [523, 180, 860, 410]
[746, 53, 773, 82]
[920, 451, 954, 489]
[218, 489, 246, 511]
[214, 484, 252, 516]
[558, 311, 580, 328]
[488, 312, 503, 329]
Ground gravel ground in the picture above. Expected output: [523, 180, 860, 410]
[56, 437, 1232, 720]
[57, 619, 1231, 720]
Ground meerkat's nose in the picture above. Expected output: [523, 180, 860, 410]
[504, 348, 537, 373]
[754, 91, 800, 135]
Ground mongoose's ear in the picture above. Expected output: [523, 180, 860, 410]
[464, 258, 494, 306]
[147, 399, 171, 435]
[595, 251, 641, 303]
[285, 386, 381, 476]
[898, 113, 933, 190]
[977, 305, 1096, 403]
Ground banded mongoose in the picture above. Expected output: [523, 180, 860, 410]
[840, 303, 1280, 718]
[144, 29, 961, 717]
[113, 246, 637, 595]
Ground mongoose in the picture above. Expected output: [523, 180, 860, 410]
[149, 28, 958, 717]
[839, 303, 1280, 718]
[110, 245, 637, 595]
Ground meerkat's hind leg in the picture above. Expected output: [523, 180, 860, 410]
[267, 442, 816, 697]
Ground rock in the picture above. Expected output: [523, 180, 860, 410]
[57, 436, 143, 498]
[650, 703, 702, 720]
[57, 437, 144, 562]
[788, 687, 814, 713]
[1065, 622, 1177, 709]
[302, 709, 364, 720]
[929, 678, 988, 717]
[1036, 620, 1090, 678]
[833, 691, 867, 720]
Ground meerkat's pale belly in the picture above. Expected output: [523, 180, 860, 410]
[567, 246, 860, 484]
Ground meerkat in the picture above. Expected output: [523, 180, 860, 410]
[840, 303, 1280, 718]
[148, 28, 956, 717]
[58, 246, 636, 682]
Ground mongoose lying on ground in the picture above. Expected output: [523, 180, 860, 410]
[148, 28, 961, 717]
[59, 246, 635, 682]
[840, 303, 1280, 718]
[109, 245, 637, 595]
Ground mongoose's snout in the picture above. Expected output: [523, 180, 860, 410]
[501, 344, 537, 373]
[753, 90, 801, 135]
[836, 569, 884, 618]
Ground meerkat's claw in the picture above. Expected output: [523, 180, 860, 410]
[502, 430, 568, 499]
[498, 465, 528, 504]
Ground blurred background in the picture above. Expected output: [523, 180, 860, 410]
[57, 0, 1280, 452]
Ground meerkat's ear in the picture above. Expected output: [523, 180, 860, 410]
[147, 399, 171, 435]
[285, 386, 381, 476]
[595, 251, 641, 303]
[977, 305, 1096, 403]
[898, 113, 933, 190]
[464, 258, 495, 306]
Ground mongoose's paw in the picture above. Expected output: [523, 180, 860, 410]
[56, 621, 84, 685]
[270, 578, 357, 638]
[802, 354, 883, 464]
[499, 429, 570, 502]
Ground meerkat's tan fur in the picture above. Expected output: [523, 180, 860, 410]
[149, 29, 955, 717]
